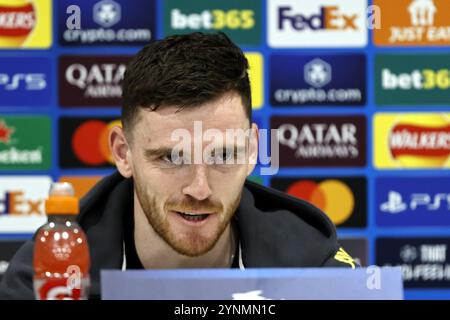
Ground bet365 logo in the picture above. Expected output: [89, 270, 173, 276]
[376, 54, 450, 105]
[164, 0, 261, 45]
[382, 67, 450, 90]
[170, 9, 254, 30]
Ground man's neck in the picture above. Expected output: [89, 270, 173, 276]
[133, 196, 235, 269]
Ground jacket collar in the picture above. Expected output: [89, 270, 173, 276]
[77, 171, 338, 295]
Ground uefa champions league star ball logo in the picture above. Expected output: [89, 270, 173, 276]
[304, 58, 331, 88]
[400, 245, 418, 263]
[93, 0, 121, 28]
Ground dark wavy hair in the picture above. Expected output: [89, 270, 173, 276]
[121, 32, 251, 136]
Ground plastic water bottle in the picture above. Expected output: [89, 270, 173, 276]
[33, 182, 90, 300]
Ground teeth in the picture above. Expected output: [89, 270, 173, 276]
[177, 211, 209, 222]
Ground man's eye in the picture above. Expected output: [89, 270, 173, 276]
[162, 153, 183, 165]
[212, 151, 235, 164]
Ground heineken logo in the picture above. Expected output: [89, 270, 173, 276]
[0, 120, 14, 144]
[0, 116, 51, 170]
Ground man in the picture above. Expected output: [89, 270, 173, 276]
[0, 32, 356, 300]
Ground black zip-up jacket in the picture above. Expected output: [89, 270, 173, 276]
[0, 171, 356, 300]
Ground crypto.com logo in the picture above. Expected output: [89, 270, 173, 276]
[66, 0, 122, 29]
[93, 0, 121, 28]
[304, 58, 331, 88]
[169, 121, 279, 176]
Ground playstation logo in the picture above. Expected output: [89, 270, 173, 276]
[304, 58, 331, 88]
[93, 0, 121, 28]
[380, 191, 407, 214]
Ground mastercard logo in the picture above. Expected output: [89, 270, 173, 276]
[286, 180, 355, 225]
[71, 120, 121, 166]
[389, 114, 450, 167]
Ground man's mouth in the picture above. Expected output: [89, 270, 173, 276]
[175, 211, 211, 222]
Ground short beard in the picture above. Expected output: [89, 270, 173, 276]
[134, 183, 242, 257]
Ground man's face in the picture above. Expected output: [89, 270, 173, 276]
[122, 92, 257, 257]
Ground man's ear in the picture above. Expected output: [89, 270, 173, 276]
[246, 122, 259, 177]
[109, 126, 133, 178]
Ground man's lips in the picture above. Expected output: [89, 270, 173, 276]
[169, 210, 216, 224]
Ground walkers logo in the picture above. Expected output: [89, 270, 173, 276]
[0, 240, 26, 281]
[376, 54, 450, 105]
[374, 0, 450, 46]
[164, 0, 261, 45]
[377, 238, 450, 288]
[245, 52, 263, 109]
[59, 117, 120, 169]
[0, 116, 51, 170]
[0, 176, 51, 233]
[0, 0, 51, 48]
[0, 57, 51, 107]
[270, 54, 366, 106]
[339, 238, 368, 267]
[271, 116, 366, 167]
[271, 177, 367, 227]
[59, 56, 131, 107]
[377, 177, 450, 227]
[59, 0, 156, 46]
[59, 176, 103, 198]
[374, 113, 450, 168]
[267, 0, 367, 47]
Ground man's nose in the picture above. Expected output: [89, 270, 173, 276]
[182, 164, 212, 201]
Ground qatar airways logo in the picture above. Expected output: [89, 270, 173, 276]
[271, 116, 366, 167]
[59, 56, 131, 107]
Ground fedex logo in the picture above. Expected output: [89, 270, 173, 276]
[268, 0, 367, 48]
[0, 176, 51, 233]
[278, 6, 358, 31]
[0, 191, 44, 215]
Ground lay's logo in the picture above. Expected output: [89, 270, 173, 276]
[390, 123, 450, 159]
[375, 113, 450, 168]
[0, 1, 35, 37]
[0, 0, 51, 48]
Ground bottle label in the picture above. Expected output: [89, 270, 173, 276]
[33, 276, 90, 300]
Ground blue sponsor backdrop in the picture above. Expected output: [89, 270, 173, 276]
[58, 0, 156, 46]
[0, 57, 52, 108]
[376, 177, 450, 227]
[377, 237, 450, 289]
[270, 54, 366, 106]
[0, 0, 450, 300]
